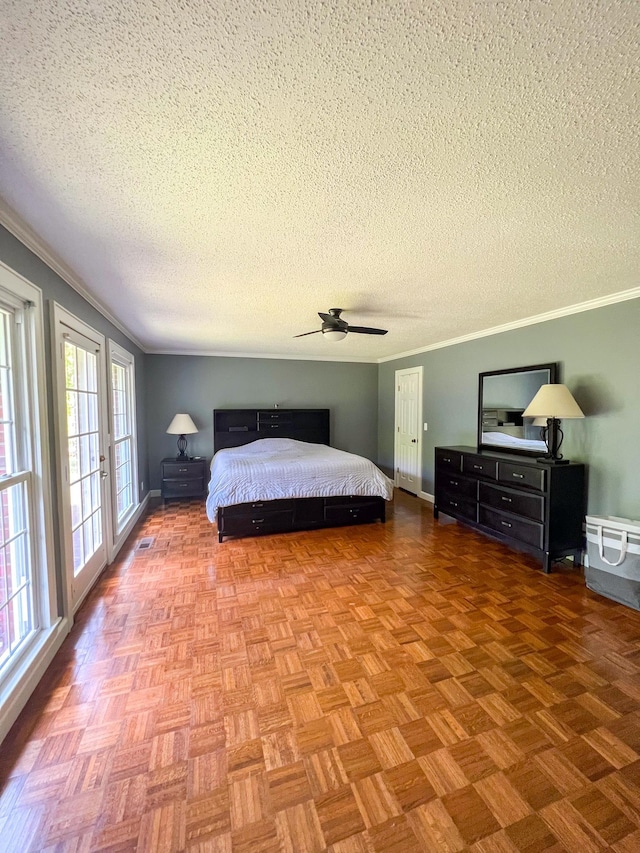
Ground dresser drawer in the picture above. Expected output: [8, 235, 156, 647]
[462, 455, 497, 479]
[221, 509, 294, 535]
[479, 505, 544, 549]
[438, 492, 478, 522]
[438, 473, 477, 501]
[435, 449, 463, 472]
[479, 482, 544, 523]
[324, 501, 381, 524]
[222, 499, 295, 518]
[498, 461, 545, 491]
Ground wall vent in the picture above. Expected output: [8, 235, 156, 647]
[136, 537, 155, 551]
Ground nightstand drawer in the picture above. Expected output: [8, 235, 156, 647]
[162, 478, 204, 498]
[163, 462, 201, 478]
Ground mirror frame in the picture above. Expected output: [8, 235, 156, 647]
[478, 362, 558, 456]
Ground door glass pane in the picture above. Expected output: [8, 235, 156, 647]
[65, 340, 102, 578]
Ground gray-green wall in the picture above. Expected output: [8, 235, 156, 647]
[145, 355, 379, 490]
[0, 224, 149, 504]
[378, 298, 640, 519]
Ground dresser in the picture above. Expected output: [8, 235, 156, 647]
[161, 457, 208, 502]
[434, 446, 585, 573]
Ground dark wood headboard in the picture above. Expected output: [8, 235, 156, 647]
[214, 409, 330, 452]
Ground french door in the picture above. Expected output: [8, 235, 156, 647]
[52, 306, 110, 613]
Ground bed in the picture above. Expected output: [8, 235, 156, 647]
[209, 408, 394, 541]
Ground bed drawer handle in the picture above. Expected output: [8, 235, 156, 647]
[512, 472, 524, 479]
[443, 457, 451, 462]
[501, 520, 512, 528]
[450, 500, 458, 507]
[252, 518, 265, 524]
[501, 496, 512, 503]
[473, 464, 482, 470]
[252, 502, 264, 508]
[449, 479, 458, 486]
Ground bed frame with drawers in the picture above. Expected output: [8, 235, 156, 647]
[213, 409, 387, 542]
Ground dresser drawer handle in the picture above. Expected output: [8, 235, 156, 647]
[501, 520, 512, 528]
[501, 496, 512, 503]
[449, 479, 458, 486]
[252, 518, 265, 524]
[178, 468, 188, 473]
[443, 457, 451, 462]
[512, 473, 524, 479]
[473, 464, 483, 470]
[450, 501, 458, 507]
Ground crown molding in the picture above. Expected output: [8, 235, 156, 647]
[377, 286, 640, 364]
[147, 347, 377, 363]
[0, 198, 147, 352]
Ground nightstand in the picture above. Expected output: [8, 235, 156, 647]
[161, 457, 208, 502]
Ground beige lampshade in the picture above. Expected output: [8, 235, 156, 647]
[166, 413, 198, 435]
[523, 385, 585, 419]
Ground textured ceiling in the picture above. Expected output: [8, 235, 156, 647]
[0, 0, 638, 360]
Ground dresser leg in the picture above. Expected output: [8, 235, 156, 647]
[543, 554, 552, 574]
[433, 505, 439, 519]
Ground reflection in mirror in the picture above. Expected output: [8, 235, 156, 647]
[478, 363, 558, 455]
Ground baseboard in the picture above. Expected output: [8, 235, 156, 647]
[149, 489, 161, 498]
[419, 490, 434, 503]
[0, 617, 72, 745]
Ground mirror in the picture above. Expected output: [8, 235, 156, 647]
[478, 362, 558, 455]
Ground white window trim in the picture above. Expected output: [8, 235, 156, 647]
[0, 262, 68, 745]
[108, 339, 139, 550]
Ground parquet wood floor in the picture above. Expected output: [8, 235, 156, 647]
[2, 492, 640, 852]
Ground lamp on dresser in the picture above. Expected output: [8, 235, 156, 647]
[166, 413, 198, 459]
[523, 384, 584, 464]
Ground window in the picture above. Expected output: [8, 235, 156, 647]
[108, 342, 138, 536]
[0, 264, 56, 704]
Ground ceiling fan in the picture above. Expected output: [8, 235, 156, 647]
[294, 308, 388, 341]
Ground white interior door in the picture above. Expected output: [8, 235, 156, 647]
[52, 306, 110, 614]
[394, 366, 423, 495]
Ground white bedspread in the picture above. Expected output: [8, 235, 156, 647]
[206, 438, 394, 521]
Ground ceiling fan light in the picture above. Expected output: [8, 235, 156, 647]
[322, 329, 347, 341]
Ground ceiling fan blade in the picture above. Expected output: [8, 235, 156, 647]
[293, 330, 322, 338]
[347, 326, 388, 335]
